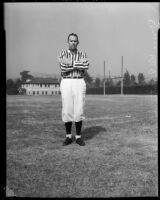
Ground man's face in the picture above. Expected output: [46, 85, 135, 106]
[68, 35, 78, 51]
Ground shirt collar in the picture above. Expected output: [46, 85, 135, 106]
[68, 49, 78, 55]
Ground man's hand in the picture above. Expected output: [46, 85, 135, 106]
[78, 58, 89, 64]
[74, 58, 89, 68]
[60, 58, 72, 66]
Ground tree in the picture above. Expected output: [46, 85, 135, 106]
[130, 74, 137, 85]
[105, 78, 113, 86]
[123, 70, 130, 86]
[18, 88, 26, 95]
[94, 77, 101, 87]
[116, 80, 121, 86]
[20, 70, 34, 82]
[138, 73, 145, 85]
[15, 78, 22, 87]
[84, 71, 93, 87]
[6, 79, 18, 95]
[14, 78, 23, 94]
[148, 78, 155, 85]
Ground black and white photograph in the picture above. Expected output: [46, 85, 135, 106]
[5, 2, 158, 197]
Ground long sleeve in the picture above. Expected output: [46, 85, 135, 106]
[58, 50, 89, 77]
[74, 52, 89, 70]
[58, 50, 74, 72]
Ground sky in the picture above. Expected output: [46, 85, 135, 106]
[5, 2, 159, 80]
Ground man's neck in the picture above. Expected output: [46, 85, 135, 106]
[69, 49, 77, 54]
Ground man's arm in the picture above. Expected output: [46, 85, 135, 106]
[74, 52, 89, 70]
[58, 50, 74, 72]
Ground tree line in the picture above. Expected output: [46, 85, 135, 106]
[85, 70, 157, 88]
[7, 71, 33, 95]
[6, 70, 157, 95]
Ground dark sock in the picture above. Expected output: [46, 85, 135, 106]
[65, 122, 72, 135]
[75, 121, 82, 135]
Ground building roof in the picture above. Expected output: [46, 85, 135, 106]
[22, 77, 60, 84]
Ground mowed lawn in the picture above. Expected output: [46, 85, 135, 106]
[6, 94, 158, 197]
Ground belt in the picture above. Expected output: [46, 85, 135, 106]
[63, 76, 83, 79]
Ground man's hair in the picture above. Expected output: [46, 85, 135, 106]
[67, 33, 79, 43]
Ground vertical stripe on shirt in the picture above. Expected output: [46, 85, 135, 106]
[59, 50, 89, 77]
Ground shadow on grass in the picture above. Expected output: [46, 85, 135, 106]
[82, 126, 106, 141]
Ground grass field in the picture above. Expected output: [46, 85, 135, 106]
[6, 94, 158, 197]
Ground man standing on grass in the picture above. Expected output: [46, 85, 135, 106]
[58, 33, 89, 146]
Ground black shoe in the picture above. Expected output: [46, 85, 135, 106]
[63, 137, 72, 146]
[76, 138, 85, 146]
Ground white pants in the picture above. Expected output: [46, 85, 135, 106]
[60, 78, 86, 122]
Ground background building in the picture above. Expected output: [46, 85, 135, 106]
[21, 78, 60, 95]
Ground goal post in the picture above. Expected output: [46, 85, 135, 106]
[103, 56, 124, 95]
[121, 56, 124, 95]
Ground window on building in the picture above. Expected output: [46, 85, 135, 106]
[37, 91, 39, 95]
[45, 91, 47, 95]
[42, 91, 44, 95]
[33, 91, 35, 95]
[52, 91, 54, 95]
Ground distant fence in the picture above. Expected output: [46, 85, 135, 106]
[86, 85, 157, 95]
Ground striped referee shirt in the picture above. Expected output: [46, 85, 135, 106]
[58, 49, 89, 78]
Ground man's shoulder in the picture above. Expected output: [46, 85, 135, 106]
[77, 50, 87, 54]
[60, 49, 68, 53]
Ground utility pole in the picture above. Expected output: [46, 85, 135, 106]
[104, 60, 106, 96]
[109, 70, 111, 86]
[121, 56, 123, 95]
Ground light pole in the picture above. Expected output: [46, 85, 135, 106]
[121, 56, 123, 95]
[104, 60, 106, 96]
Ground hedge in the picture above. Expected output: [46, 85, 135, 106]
[86, 85, 157, 95]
